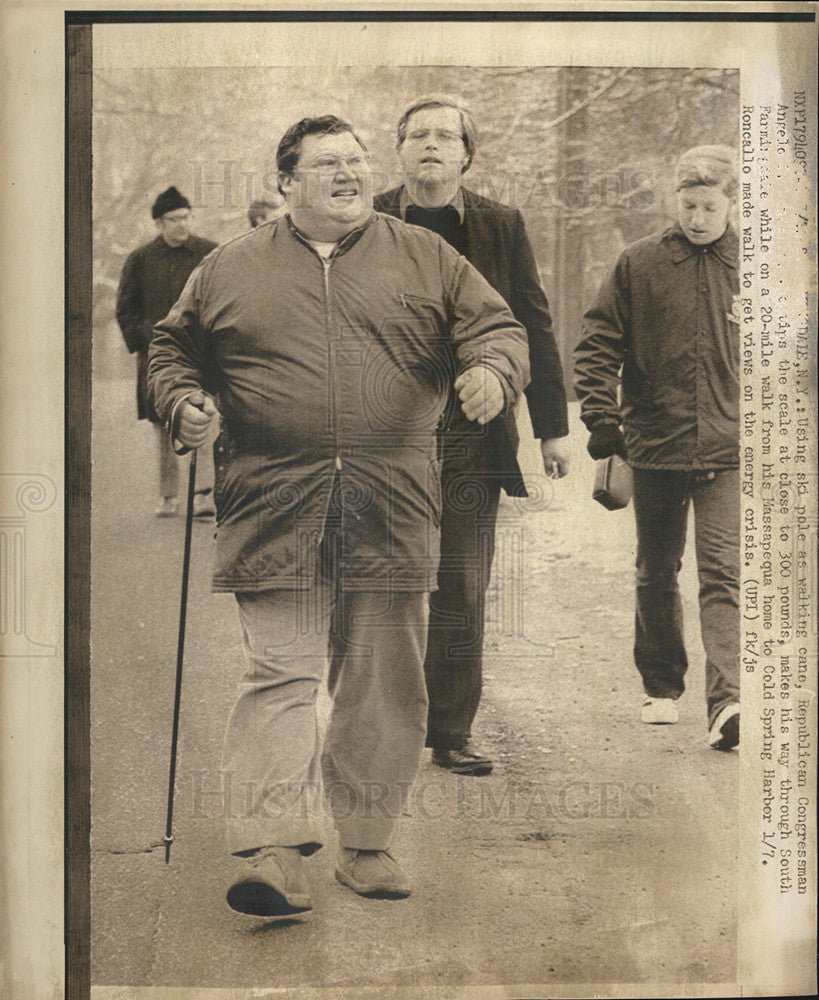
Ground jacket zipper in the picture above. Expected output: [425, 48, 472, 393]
[320, 255, 343, 471]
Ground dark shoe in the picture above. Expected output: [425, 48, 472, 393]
[431, 742, 493, 776]
[335, 848, 411, 899]
[709, 704, 740, 751]
[226, 846, 312, 916]
[193, 490, 216, 519]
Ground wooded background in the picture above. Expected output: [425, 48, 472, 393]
[92, 65, 740, 389]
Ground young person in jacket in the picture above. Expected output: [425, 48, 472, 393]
[116, 186, 218, 517]
[574, 145, 741, 751]
[147, 116, 530, 916]
[375, 95, 570, 777]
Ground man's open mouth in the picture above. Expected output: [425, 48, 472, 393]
[332, 188, 359, 199]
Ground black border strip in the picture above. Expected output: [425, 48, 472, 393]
[65, 21, 92, 1000]
[65, 9, 815, 23]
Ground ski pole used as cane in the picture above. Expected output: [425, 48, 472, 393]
[163, 447, 198, 864]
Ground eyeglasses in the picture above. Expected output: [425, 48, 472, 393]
[405, 129, 464, 145]
[296, 155, 369, 175]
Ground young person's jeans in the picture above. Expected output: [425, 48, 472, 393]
[632, 467, 740, 728]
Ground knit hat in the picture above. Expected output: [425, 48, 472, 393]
[152, 186, 191, 219]
[675, 145, 737, 194]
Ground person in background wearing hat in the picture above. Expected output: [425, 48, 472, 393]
[574, 145, 741, 751]
[248, 194, 287, 228]
[116, 186, 218, 517]
[375, 95, 570, 777]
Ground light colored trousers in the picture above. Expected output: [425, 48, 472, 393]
[222, 584, 429, 855]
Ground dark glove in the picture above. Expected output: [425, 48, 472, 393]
[587, 422, 627, 460]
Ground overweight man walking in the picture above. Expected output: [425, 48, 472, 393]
[148, 116, 529, 917]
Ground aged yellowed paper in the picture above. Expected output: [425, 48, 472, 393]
[1, 4, 816, 999]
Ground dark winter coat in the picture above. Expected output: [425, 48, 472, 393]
[116, 234, 217, 421]
[574, 223, 740, 470]
[147, 213, 529, 592]
[374, 186, 569, 494]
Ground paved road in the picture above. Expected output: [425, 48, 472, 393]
[90, 375, 738, 995]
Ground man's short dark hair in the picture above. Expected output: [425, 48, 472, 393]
[395, 96, 477, 174]
[276, 116, 367, 194]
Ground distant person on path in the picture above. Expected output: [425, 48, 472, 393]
[116, 186, 218, 517]
[248, 194, 286, 228]
[574, 145, 740, 750]
[375, 95, 570, 777]
[148, 116, 529, 916]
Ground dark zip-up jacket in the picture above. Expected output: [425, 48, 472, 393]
[147, 212, 529, 592]
[574, 223, 740, 470]
[116, 233, 217, 421]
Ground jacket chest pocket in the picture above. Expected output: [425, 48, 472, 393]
[394, 292, 447, 337]
[377, 292, 453, 387]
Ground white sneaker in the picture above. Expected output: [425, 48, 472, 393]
[641, 697, 679, 725]
[709, 704, 740, 750]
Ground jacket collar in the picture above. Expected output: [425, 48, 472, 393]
[285, 211, 374, 257]
[662, 222, 738, 268]
[398, 185, 465, 223]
